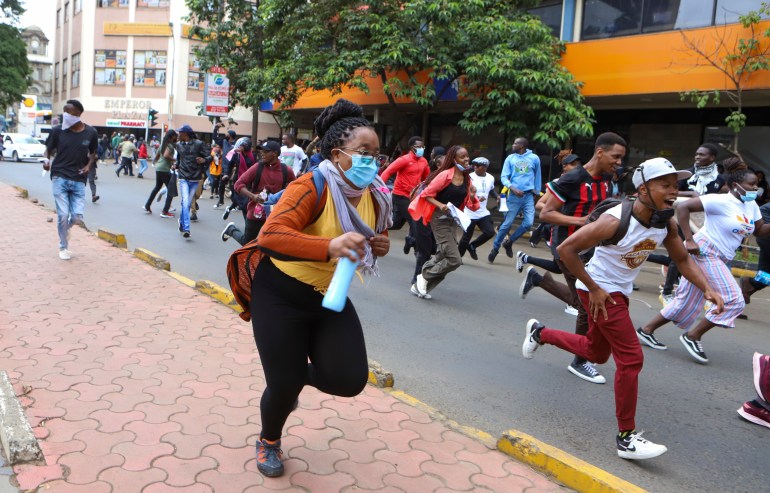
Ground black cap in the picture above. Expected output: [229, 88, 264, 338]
[562, 154, 580, 166]
[227, 130, 236, 138]
[258, 140, 281, 153]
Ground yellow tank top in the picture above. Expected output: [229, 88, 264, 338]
[272, 189, 375, 293]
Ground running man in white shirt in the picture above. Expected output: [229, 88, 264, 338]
[458, 157, 498, 260]
[522, 158, 724, 460]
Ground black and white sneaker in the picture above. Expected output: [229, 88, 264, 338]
[522, 319, 544, 359]
[516, 251, 527, 273]
[221, 222, 235, 242]
[222, 207, 231, 221]
[519, 266, 540, 299]
[636, 327, 667, 350]
[680, 333, 708, 364]
[616, 431, 667, 460]
[567, 361, 606, 384]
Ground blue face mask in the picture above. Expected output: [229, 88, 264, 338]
[456, 162, 471, 173]
[338, 151, 379, 189]
[413, 147, 425, 158]
[736, 184, 758, 202]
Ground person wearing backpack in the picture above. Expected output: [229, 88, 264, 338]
[221, 140, 295, 245]
[522, 157, 724, 460]
[227, 99, 392, 478]
[222, 137, 255, 221]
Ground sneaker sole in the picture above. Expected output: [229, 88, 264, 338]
[636, 330, 667, 350]
[754, 353, 768, 402]
[519, 267, 534, 299]
[516, 251, 524, 273]
[567, 365, 606, 384]
[680, 335, 708, 364]
[257, 464, 285, 478]
[737, 406, 770, 429]
[617, 445, 668, 460]
[410, 285, 432, 300]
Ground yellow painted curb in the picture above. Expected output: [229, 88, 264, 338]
[367, 359, 394, 388]
[195, 280, 243, 313]
[97, 229, 127, 249]
[12, 186, 28, 198]
[133, 248, 171, 271]
[498, 430, 646, 493]
[165, 271, 196, 288]
[732, 267, 756, 278]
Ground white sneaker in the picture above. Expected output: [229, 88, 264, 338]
[522, 319, 544, 359]
[415, 274, 428, 296]
[658, 292, 674, 307]
[515, 251, 526, 273]
[58, 249, 71, 260]
[617, 431, 667, 460]
[410, 284, 432, 300]
[564, 305, 578, 316]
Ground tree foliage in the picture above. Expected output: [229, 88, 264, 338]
[679, 2, 770, 149]
[0, 0, 29, 112]
[185, 0, 594, 147]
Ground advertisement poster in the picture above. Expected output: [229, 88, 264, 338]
[203, 66, 229, 117]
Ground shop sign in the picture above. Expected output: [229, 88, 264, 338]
[203, 66, 229, 117]
[106, 119, 147, 128]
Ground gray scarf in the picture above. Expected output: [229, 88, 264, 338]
[318, 160, 393, 276]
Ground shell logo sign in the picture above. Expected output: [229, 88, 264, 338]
[23, 98, 35, 108]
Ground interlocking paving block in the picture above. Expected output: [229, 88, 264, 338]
[0, 371, 44, 465]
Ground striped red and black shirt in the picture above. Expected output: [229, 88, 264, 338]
[545, 166, 611, 248]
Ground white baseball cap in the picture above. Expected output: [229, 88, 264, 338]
[632, 157, 692, 189]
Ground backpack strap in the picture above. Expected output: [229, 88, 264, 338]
[604, 198, 635, 246]
[251, 162, 265, 193]
[280, 163, 289, 190]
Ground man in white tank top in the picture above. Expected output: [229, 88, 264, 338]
[521, 158, 724, 460]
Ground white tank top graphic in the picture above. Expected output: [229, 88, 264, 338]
[576, 204, 669, 296]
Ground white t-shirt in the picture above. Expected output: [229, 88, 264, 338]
[280, 145, 308, 176]
[467, 172, 495, 220]
[699, 193, 761, 260]
[576, 204, 669, 296]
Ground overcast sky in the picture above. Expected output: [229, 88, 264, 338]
[20, 0, 56, 56]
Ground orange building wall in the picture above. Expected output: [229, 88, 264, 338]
[562, 21, 770, 97]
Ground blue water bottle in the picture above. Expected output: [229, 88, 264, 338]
[754, 270, 770, 286]
[322, 253, 359, 312]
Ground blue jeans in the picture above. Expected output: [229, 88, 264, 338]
[138, 159, 148, 175]
[52, 177, 86, 250]
[178, 179, 199, 232]
[492, 192, 535, 250]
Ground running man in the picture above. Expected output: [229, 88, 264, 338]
[458, 156, 498, 260]
[522, 157, 724, 460]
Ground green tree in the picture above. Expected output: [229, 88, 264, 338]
[679, 2, 770, 151]
[253, 0, 594, 149]
[0, 0, 30, 113]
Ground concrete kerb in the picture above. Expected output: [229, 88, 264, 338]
[498, 430, 647, 493]
[133, 248, 171, 271]
[96, 229, 127, 249]
[0, 372, 44, 466]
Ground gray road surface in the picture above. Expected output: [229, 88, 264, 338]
[2, 160, 769, 493]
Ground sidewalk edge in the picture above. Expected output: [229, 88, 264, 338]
[0, 372, 44, 466]
[498, 430, 646, 493]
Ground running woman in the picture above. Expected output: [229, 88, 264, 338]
[409, 145, 479, 298]
[522, 157, 724, 460]
[245, 99, 392, 478]
[637, 165, 770, 363]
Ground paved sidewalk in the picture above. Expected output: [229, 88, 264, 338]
[0, 183, 569, 492]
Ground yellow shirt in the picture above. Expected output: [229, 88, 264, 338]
[272, 189, 375, 293]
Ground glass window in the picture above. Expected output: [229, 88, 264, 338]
[133, 50, 167, 87]
[62, 58, 68, 91]
[137, 0, 171, 7]
[64, 2, 69, 22]
[582, 0, 643, 39]
[94, 50, 127, 86]
[528, 1, 563, 36]
[643, 0, 714, 32]
[98, 0, 129, 7]
[72, 53, 80, 88]
[74, 0, 82, 14]
[56, 9, 61, 27]
[715, 0, 770, 24]
[54, 62, 59, 94]
[187, 48, 204, 90]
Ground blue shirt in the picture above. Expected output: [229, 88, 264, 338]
[501, 149, 541, 194]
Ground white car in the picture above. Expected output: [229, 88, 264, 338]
[2, 133, 47, 162]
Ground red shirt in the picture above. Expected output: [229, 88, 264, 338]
[138, 143, 148, 159]
[380, 152, 430, 198]
[235, 160, 296, 220]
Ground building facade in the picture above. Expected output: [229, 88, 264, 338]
[52, 0, 279, 141]
[283, 0, 770, 180]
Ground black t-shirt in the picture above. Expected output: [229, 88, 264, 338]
[546, 165, 611, 248]
[47, 125, 99, 183]
[436, 181, 467, 208]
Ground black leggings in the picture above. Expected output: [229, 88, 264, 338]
[458, 215, 495, 251]
[145, 170, 174, 213]
[251, 258, 368, 440]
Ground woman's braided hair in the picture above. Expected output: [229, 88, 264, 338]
[723, 157, 754, 187]
[313, 99, 373, 160]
